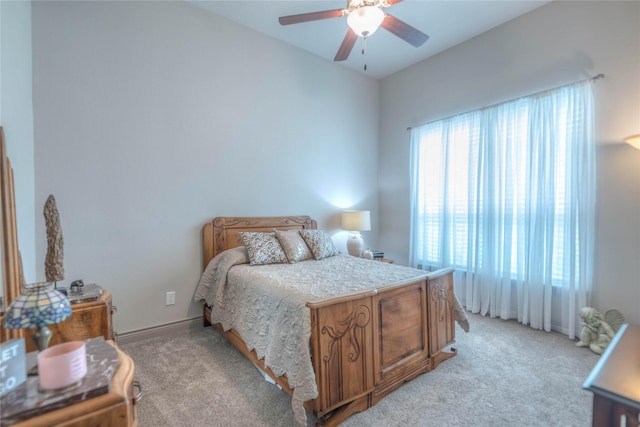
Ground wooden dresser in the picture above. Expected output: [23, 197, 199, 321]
[3, 339, 138, 427]
[583, 324, 640, 427]
[23, 289, 114, 353]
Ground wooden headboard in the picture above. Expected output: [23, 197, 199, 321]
[202, 216, 317, 269]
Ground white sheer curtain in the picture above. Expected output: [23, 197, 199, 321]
[409, 80, 595, 338]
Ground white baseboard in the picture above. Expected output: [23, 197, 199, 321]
[115, 316, 204, 345]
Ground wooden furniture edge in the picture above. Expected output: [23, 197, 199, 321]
[22, 290, 114, 353]
[202, 215, 317, 269]
[1, 126, 24, 344]
[583, 324, 640, 426]
[305, 269, 453, 309]
[15, 341, 135, 427]
[109, 340, 137, 427]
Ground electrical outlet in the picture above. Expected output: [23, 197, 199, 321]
[166, 291, 176, 306]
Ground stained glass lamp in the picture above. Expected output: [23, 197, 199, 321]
[3, 282, 72, 351]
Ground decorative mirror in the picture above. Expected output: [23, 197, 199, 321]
[1, 126, 24, 343]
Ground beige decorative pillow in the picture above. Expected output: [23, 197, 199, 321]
[274, 229, 312, 263]
[239, 232, 288, 266]
[299, 229, 340, 260]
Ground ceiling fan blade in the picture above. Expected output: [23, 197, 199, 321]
[279, 9, 344, 26]
[381, 14, 429, 47]
[334, 29, 358, 61]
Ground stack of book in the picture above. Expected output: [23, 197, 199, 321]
[372, 251, 384, 260]
[63, 283, 104, 304]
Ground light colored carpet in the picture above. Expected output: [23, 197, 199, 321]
[119, 313, 600, 426]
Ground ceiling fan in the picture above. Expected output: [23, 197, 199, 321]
[278, 0, 429, 62]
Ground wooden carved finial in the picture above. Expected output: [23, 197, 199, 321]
[43, 194, 64, 282]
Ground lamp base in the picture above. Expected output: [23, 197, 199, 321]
[32, 326, 52, 352]
[347, 232, 364, 257]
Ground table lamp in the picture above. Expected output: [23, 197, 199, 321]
[3, 282, 72, 351]
[342, 210, 371, 257]
[625, 134, 640, 150]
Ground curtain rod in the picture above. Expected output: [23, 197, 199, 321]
[406, 73, 605, 131]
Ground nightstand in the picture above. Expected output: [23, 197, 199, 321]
[23, 288, 114, 353]
[376, 258, 394, 264]
[583, 324, 640, 427]
[1, 338, 139, 427]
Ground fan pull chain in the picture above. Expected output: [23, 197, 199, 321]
[362, 37, 368, 71]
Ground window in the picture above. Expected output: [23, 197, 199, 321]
[410, 80, 595, 336]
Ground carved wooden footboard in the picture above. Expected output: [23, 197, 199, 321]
[305, 268, 455, 425]
[201, 216, 457, 426]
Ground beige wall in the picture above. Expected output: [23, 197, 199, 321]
[379, 1, 640, 325]
[30, 1, 380, 333]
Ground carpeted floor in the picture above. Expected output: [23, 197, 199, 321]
[119, 313, 600, 427]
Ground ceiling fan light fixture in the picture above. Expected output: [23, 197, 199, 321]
[347, 6, 384, 38]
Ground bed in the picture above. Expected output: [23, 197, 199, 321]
[195, 215, 468, 426]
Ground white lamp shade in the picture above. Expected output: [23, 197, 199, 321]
[342, 210, 371, 231]
[347, 6, 384, 37]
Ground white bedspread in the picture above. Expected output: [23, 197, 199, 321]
[194, 248, 469, 426]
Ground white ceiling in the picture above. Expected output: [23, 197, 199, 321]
[188, 0, 550, 79]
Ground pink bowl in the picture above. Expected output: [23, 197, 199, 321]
[37, 341, 87, 390]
